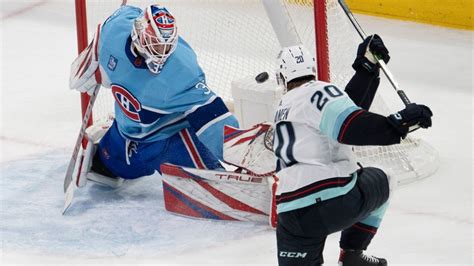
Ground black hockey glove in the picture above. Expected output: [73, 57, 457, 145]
[352, 34, 390, 74]
[388, 103, 433, 138]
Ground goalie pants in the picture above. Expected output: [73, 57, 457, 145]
[97, 121, 223, 179]
[276, 167, 390, 266]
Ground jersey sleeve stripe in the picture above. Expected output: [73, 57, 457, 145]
[337, 109, 365, 143]
[186, 97, 230, 133]
[319, 96, 361, 140]
[120, 115, 188, 141]
[195, 112, 233, 136]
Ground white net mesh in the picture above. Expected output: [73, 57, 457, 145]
[79, 0, 439, 184]
[280, 1, 439, 183]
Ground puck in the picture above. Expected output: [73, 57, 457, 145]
[255, 72, 269, 83]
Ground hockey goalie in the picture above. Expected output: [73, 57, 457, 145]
[65, 3, 277, 226]
[72, 119, 278, 227]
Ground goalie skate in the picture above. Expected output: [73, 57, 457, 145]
[85, 151, 124, 188]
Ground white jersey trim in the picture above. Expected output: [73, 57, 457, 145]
[196, 112, 233, 136]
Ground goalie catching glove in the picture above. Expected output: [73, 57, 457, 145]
[388, 103, 433, 138]
[69, 24, 108, 94]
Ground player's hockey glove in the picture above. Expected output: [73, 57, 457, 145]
[352, 34, 390, 74]
[388, 103, 433, 138]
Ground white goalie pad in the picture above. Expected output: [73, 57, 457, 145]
[72, 118, 123, 189]
[69, 23, 111, 94]
[69, 24, 101, 93]
[223, 123, 276, 176]
[85, 116, 114, 144]
[75, 140, 95, 188]
[161, 163, 277, 225]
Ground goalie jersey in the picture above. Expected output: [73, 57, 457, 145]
[96, 6, 231, 143]
[273, 80, 361, 213]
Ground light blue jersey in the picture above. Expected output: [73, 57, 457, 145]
[97, 6, 226, 143]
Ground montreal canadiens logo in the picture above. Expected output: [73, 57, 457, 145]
[154, 11, 175, 29]
[153, 10, 175, 39]
[111, 85, 142, 122]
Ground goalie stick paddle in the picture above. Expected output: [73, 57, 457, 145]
[62, 85, 100, 215]
[338, 0, 411, 106]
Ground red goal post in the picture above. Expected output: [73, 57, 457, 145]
[74, 0, 439, 185]
[75, 0, 93, 130]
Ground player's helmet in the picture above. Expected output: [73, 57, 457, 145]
[276, 45, 316, 89]
[131, 5, 178, 74]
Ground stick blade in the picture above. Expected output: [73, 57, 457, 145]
[62, 183, 75, 215]
[63, 173, 72, 193]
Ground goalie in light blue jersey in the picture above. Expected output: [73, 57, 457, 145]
[69, 4, 238, 183]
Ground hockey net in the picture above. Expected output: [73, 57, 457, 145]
[75, 0, 439, 185]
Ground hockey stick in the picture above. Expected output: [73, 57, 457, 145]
[63, 85, 100, 215]
[338, 0, 411, 106]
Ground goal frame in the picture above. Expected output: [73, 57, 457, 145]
[74, 0, 332, 126]
[73, 0, 439, 185]
[75, 0, 93, 139]
[314, 0, 330, 82]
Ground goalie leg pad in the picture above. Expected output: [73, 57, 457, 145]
[75, 138, 125, 189]
[74, 120, 125, 189]
[86, 150, 124, 188]
[161, 163, 273, 223]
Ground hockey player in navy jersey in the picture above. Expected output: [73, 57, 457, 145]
[273, 37, 432, 265]
[69, 4, 238, 185]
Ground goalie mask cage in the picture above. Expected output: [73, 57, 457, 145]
[75, 0, 439, 185]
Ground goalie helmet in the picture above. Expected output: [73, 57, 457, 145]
[131, 5, 178, 74]
[276, 45, 316, 89]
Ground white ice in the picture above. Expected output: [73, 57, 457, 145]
[0, 1, 472, 265]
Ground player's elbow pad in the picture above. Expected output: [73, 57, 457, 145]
[337, 110, 401, 146]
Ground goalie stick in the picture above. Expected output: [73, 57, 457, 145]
[338, 0, 411, 106]
[62, 85, 100, 215]
[63, 0, 127, 215]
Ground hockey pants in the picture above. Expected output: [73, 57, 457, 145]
[97, 122, 222, 179]
[276, 167, 390, 266]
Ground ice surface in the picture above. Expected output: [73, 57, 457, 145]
[1, 0, 472, 265]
